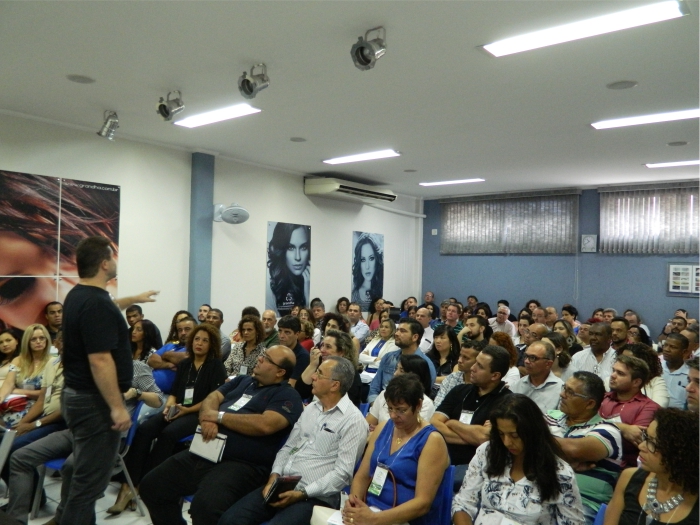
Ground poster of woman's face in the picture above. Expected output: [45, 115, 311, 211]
[266, 221, 311, 316]
[351, 232, 384, 312]
[0, 170, 120, 331]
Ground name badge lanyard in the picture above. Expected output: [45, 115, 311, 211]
[184, 362, 202, 405]
[368, 425, 413, 499]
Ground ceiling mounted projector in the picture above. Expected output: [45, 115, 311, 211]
[351, 26, 386, 71]
[157, 90, 185, 121]
[238, 64, 269, 99]
[213, 203, 250, 224]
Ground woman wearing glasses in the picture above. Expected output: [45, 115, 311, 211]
[343, 374, 449, 525]
[604, 408, 698, 525]
[0, 324, 51, 427]
[453, 394, 584, 525]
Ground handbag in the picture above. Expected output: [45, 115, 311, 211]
[0, 395, 28, 413]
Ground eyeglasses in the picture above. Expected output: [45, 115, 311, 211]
[560, 385, 591, 399]
[261, 351, 284, 369]
[524, 353, 549, 362]
[313, 367, 338, 382]
[641, 429, 659, 453]
[30, 336, 47, 343]
[386, 406, 411, 415]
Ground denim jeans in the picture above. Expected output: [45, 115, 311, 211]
[59, 387, 121, 525]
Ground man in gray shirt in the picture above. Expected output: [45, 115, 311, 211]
[511, 341, 563, 413]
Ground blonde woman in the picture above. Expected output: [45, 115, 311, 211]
[0, 324, 52, 427]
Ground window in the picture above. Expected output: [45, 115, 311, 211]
[440, 191, 579, 254]
[599, 183, 699, 254]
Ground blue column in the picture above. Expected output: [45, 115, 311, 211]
[188, 152, 215, 313]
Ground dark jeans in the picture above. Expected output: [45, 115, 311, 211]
[218, 486, 337, 525]
[120, 411, 199, 486]
[140, 450, 268, 525]
[59, 387, 121, 525]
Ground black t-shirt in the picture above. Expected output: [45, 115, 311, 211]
[435, 382, 511, 465]
[63, 284, 132, 392]
[171, 357, 227, 406]
[291, 343, 310, 382]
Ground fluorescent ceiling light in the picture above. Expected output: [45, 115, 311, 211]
[591, 109, 700, 129]
[645, 160, 700, 168]
[323, 149, 400, 165]
[419, 178, 485, 187]
[174, 103, 261, 128]
[483, 0, 688, 57]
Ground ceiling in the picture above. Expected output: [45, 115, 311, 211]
[0, 1, 698, 199]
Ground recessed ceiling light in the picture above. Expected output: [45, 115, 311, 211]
[667, 141, 688, 146]
[323, 149, 400, 165]
[606, 80, 638, 90]
[591, 109, 700, 130]
[645, 160, 700, 168]
[290, 137, 307, 142]
[66, 74, 96, 84]
[419, 178, 485, 187]
[174, 103, 261, 128]
[404, 169, 417, 173]
[483, 0, 688, 57]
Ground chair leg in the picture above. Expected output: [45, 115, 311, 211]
[30, 465, 47, 519]
[118, 457, 144, 517]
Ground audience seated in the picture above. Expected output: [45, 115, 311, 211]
[275, 315, 310, 389]
[298, 319, 316, 351]
[610, 343, 669, 407]
[414, 307, 434, 352]
[541, 331, 572, 379]
[130, 319, 161, 363]
[662, 333, 692, 408]
[434, 339, 482, 407]
[510, 340, 563, 413]
[553, 319, 584, 355]
[563, 322, 616, 383]
[163, 310, 194, 343]
[358, 319, 398, 371]
[453, 395, 584, 525]
[346, 302, 369, 345]
[148, 316, 195, 394]
[488, 304, 517, 338]
[457, 314, 492, 344]
[224, 315, 267, 377]
[204, 308, 231, 361]
[488, 332, 521, 386]
[125, 304, 163, 348]
[686, 356, 699, 412]
[425, 324, 460, 387]
[434, 303, 464, 336]
[261, 310, 280, 348]
[0, 328, 21, 382]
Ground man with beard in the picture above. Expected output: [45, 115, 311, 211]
[610, 317, 629, 353]
[262, 310, 280, 348]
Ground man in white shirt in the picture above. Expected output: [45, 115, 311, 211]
[488, 306, 516, 338]
[511, 341, 563, 413]
[415, 307, 434, 352]
[563, 323, 616, 384]
[347, 302, 369, 343]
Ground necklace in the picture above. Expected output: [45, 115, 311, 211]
[394, 418, 422, 445]
[642, 476, 684, 521]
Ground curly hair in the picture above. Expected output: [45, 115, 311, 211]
[238, 315, 265, 345]
[129, 319, 161, 362]
[653, 408, 698, 494]
[165, 310, 195, 343]
[489, 331, 518, 368]
[320, 312, 349, 334]
[185, 323, 222, 361]
[625, 343, 662, 380]
[267, 223, 310, 310]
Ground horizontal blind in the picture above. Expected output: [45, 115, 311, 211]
[440, 193, 579, 254]
[599, 185, 699, 254]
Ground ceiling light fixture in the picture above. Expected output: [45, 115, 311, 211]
[645, 160, 700, 168]
[323, 149, 400, 165]
[351, 26, 387, 71]
[96, 111, 119, 140]
[591, 108, 700, 129]
[174, 103, 261, 128]
[238, 64, 269, 99]
[157, 90, 185, 121]
[419, 178, 485, 187]
[483, 0, 688, 57]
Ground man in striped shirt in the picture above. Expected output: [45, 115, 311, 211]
[219, 356, 368, 525]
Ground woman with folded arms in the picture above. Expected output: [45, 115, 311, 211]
[604, 408, 698, 525]
[453, 394, 584, 525]
[343, 374, 449, 525]
[359, 319, 398, 372]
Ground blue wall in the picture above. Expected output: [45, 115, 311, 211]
[422, 189, 698, 337]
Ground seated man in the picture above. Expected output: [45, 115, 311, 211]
[686, 356, 699, 412]
[430, 345, 512, 490]
[510, 340, 563, 413]
[662, 333, 691, 408]
[218, 357, 368, 525]
[140, 345, 303, 525]
[433, 339, 482, 407]
[546, 372, 623, 525]
[147, 316, 195, 393]
[205, 308, 231, 362]
[599, 355, 659, 467]
[276, 315, 310, 388]
[563, 322, 616, 383]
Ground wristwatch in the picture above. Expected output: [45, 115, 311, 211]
[135, 388, 143, 399]
[299, 487, 308, 501]
[35, 420, 42, 428]
[217, 411, 225, 424]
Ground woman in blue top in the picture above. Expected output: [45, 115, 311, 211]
[343, 374, 449, 525]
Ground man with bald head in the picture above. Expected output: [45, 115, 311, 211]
[415, 307, 434, 352]
[262, 310, 280, 348]
[141, 345, 303, 525]
[511, 340, 563, 413]
[544, 306, 558, 330]
[532, 307, 547, 326]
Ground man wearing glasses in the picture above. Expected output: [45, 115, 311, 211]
[510, 341, 563, 413]
[545, 372, 623, 525]
[140, 345, 304, 525]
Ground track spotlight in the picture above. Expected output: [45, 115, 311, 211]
[238, 64, 269, 99]
[351, 26, 386, 71]
[156, 90, 185, 121]
[96, 111, 119, 140]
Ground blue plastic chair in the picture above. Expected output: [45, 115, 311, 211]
[438, 465, 455, 524]
[359, 403, 370, 417]
[593, 503, 607, 525]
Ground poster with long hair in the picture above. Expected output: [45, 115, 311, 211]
[351, 232, 384, 312]
[266, 221, 311, 316]
[0, 170, 120, 331]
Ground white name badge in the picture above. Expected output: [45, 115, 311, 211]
[239, 366, 248, 376]
[368, 464, 389, 496]
[45, 386, 52, 399]
[606, 415, 622, 424]
[184, 388, 194, 405]
[459, 410, 474, 425]
[229, 394, 252, 411]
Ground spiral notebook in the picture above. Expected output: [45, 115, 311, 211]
[189, 425, 227, 463]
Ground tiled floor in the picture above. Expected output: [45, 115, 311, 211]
[3, 472, 192, 525]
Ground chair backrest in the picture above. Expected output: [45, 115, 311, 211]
[0, 427, 17, 474]
[438, 465, 455, 525]
[593, 503, 607, 525]
[359, 403, 370, 417]
[124, 401, 145, 447]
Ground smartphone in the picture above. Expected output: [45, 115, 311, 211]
[167, 405, 180, 419]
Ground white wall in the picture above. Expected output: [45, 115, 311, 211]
[211, 157, 423, 332]
[0, 114, 192, 332]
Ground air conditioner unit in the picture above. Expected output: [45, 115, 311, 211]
[304, 177, 396, 203]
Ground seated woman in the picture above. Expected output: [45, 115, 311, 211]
[300, 329, 363, 406]
[343, 374, 449, 525]
[553, 319, 584, 355]
[629, 325, 653, 347]
[489, 332, 522, 386]
[453, 394, 584, 525]
[366, 355, 436, 431]
[604, 408, 698, 525]
[298, 319, 316, 351]
[336, 296, 350, 316]
[366, 297, 385, 331]
[130, 319, 161, 363]
[359, 319, 398, 372]
[115, 323, 226, 511]
[315, 313, 361, 354]
[224, 315, 266, 376]
[426, 325, 460, 385]
[0, 328, 21, 383]
[0, 324, 51, 428]
[542, 332, 572, 379]
[364, 309, 391, 347]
